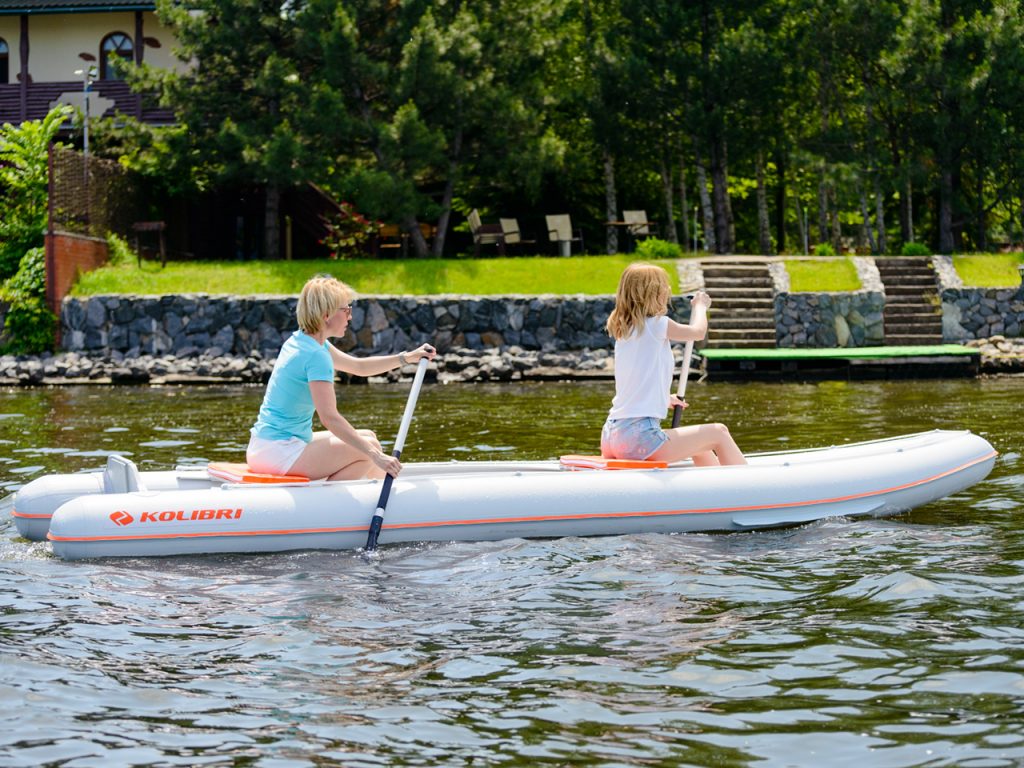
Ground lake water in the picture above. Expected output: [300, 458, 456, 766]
[1, 377, 1023, 767]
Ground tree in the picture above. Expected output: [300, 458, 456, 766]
[295, 0, 560, 256]
[147, 0, 310, 259]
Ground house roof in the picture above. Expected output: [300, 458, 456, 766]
[0, 0, 155, 14]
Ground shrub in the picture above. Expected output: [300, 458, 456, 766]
[635, 238, 682, 260]
[320, 202, 380, 258]
[900, 242, 932, 257]
[106, 232, 137, 266]
[0, 246, 56, 354]
[813, 242, 837, 256]
[0, 105, 73, 282]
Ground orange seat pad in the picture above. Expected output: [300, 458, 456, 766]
[559, 455, 668, 470]
[207, 462, 310, 484]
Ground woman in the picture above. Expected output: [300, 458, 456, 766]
[602, 263, 746, 466]
[247, 275, 436, 481]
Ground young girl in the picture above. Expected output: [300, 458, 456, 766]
[602, 263, 746, 466]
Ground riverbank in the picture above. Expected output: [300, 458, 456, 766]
[0, 346, 617, 386]
[1, 336, 1022, 387]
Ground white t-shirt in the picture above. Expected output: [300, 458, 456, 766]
[608, 315, 674, 420]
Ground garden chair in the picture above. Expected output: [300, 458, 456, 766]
[500, 218, 537, 253]
[545, 214, 584, 256]
[623, 210, 657, 240]
[468, 209, 506, 256]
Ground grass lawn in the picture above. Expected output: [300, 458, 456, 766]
[783, 258, 861, 292]
[71, 255, 682, 297]
[953, 254, 1024, 287]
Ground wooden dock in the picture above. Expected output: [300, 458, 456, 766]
[700, 345, 980, 381]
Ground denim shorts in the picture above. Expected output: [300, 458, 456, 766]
[601, 417, 668, 461]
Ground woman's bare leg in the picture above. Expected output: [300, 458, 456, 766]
[647, 423, 747, 466]
[288, 429, 383, 481]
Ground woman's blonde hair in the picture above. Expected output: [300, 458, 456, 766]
[297, 275, 353, 335]
[606, 263, 671, 340]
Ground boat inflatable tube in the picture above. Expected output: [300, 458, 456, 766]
[14, 430, 998, 560]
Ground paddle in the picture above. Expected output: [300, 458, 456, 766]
[671, 339, 695, 429]
[364, 356, 430, 553]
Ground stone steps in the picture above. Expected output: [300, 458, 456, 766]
[710, 297, 776, 310]
[700, 260, 777, 349]
[875, 256, 943, 345]
[885, 285, 938, 297]
[880, 275, 937, 287]
[707, 328, 777, 341]
[875, 256, 935, 268]
[884, 333, 949, 345]
[699, 276, 774, 289]
[712, 315, 775, 330]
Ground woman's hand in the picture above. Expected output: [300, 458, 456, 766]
[690, 291, 712, 310]
[402, 343, 437, 364]
[371, 448, 402, 478]
[668, 394, 689, 412]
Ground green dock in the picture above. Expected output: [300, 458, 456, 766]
[700, 344, 980, 380]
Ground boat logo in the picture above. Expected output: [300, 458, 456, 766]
[107, 508, 244, 526]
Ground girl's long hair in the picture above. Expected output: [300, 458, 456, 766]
[606, 263, 671, 340]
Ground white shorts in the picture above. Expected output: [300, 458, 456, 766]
[246, 433, 308, 475]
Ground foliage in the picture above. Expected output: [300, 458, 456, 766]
[89, 0, 1024, 259]
[0, 105, 73, 281]
[106, 233, 138, 266]
[900, 242, 932, 257]
[320, 203, 380, 259]
[813, 243, 837, 256]
[953, 254, 1024, 287]
[0, 247, 56, 354]
[635, 238, 683, 261]
[785, 258, 861, 292]
[71, 256, 681, 297]
[140, 0, 560, 258]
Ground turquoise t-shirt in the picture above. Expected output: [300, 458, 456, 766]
[252, 331, 336, 442]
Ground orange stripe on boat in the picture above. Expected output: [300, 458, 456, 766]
[11, 508, 51, 519]
[46, 450, 998, 543]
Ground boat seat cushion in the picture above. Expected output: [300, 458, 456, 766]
[559, 455, 668, 470]
[207, 462, 310, 484]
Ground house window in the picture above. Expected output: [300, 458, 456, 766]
[0, 39, 9, 85]
[100, 32, 133, 80]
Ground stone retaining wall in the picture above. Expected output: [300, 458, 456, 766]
[934, 256, 1024, 341]
[774, 257, 886, 347]
[3, 258, 1021, 359]
[58, 294, 693, 357]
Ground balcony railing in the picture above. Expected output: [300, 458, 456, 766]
[0, 79, 174, 126]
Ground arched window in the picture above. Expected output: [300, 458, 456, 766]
[100, 32, 133, 80]
[0, 39, 9, 85]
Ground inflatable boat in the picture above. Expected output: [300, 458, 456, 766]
[10, 430, 995, 560]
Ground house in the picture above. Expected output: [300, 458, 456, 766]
[3, 0, 339, 275]
[0, 0, 182, 126]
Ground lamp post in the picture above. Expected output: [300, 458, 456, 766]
[73, 64, 96, 162]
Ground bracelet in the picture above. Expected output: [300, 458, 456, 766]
[398, 351, 408, 365]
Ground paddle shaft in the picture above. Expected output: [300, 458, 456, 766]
[364, 357, 429, 552]
[671, 339, 694, 429]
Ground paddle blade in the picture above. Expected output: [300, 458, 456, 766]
[365, 510, 385, 552]
[364, 471, 396, 552]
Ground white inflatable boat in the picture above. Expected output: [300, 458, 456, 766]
[10, 430, 996, 560]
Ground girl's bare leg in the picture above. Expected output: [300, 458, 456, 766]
[288, 429, 383, 481]
[647, 423, 747, 466]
